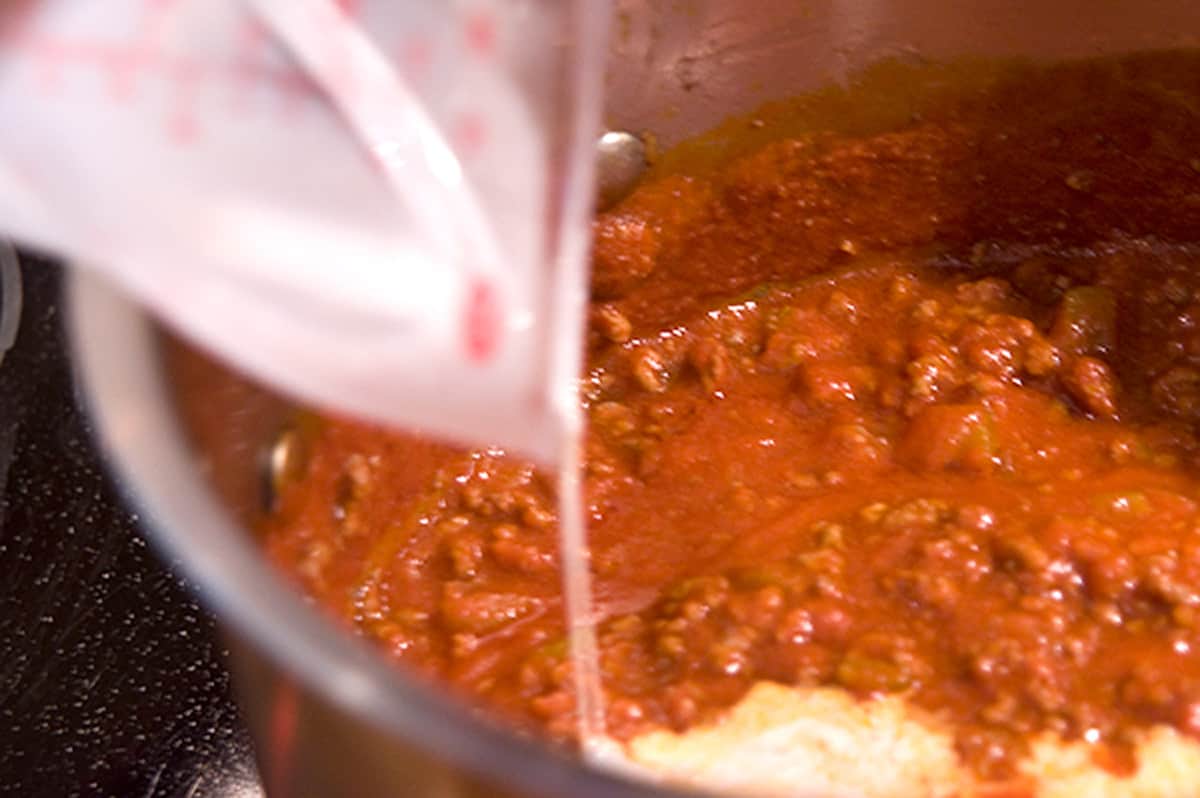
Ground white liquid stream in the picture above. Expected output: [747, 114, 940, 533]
[558, 437, 610, 755]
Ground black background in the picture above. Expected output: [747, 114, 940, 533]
[0, 259, 260, 797]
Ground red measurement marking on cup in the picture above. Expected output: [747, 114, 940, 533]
[464, 9, 496, 57]
[453, 112, 488, 157]
[4, 2, 394, 144]
[397, 36, 432, 78]
[101, 45, 147, 102]
[9, 28, 328, 140]
[14, 0, 179, 101]
[11, 31, 188, 133]
[464, 278, 501, 362]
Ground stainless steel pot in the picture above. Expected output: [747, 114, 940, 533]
[70, 1, 1200, 796]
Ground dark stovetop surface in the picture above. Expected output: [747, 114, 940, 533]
[0, 258, 261, 797]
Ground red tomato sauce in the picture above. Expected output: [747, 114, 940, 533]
[262, 53, 1200, 778]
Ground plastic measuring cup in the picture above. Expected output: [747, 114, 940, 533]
[0, 0, 615, 757]
[0, 0, 610, 465]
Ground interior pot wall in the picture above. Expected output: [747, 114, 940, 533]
[607, 0, 1200, 147]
